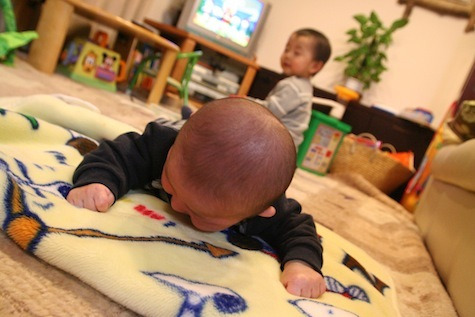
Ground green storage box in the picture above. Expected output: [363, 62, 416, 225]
[297, 110, 352, 175]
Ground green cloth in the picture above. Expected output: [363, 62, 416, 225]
[0, 0, 38, 65]
[1, 0, 17, 32]
[0, 31, 38, 65]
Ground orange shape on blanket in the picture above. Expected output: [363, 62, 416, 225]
[7, 216, 42, 250]
[205, 242, 235, 258]
[10, 180, 24, 215]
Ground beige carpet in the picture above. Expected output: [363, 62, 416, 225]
[0, 56, 458, 317]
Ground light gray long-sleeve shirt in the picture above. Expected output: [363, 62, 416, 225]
[254, 76, 313, 150]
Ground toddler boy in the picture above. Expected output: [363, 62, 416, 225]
[67, 97, 326, 298]
[252, 28, 331, 149]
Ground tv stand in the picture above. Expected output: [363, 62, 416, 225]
[143, 20, 259, 98]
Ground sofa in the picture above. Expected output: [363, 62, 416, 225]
[415, 138, 475, 317]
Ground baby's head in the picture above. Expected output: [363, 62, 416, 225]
[281, 28, 331, 78]
[161, 97, 296, 231]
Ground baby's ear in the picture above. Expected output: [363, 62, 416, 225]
[258, 206, 276, 218]
[310, 60, 324, 75]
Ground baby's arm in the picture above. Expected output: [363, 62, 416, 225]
[281, 260, 326, 298]
[260, 78, 301, 119]
[68, 122, 176, 211]
[245, 196, 325, 298]
[67, 183, 114, 212]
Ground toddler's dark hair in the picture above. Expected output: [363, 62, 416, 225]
[295, 28, 332, 64]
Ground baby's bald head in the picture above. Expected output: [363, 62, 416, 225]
[172, 97, 296, 216]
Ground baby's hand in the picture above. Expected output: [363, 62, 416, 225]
[280, 260, 326, 298]
[66, 183, 114, 212]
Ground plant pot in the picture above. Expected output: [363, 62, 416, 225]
[344, 77, 364, 94]
[335, 85, 360, 104]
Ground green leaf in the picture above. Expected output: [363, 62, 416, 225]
[365, 56, 375, 67]
[369, 11, 379, 23]
[362, 25, 377, 38]
[354, 14, 368, 25]
[390, 18, 409, 31]
[371, 73, 381, 82]
[374, 57, 384, 67]
[360, 71, 371, 85]
[349, 35, 361, 44]
[345, 65, 359, 77]
[380, 33, 392, 45]
[369, 11, 382, 28]
[361, 43, 370, 52]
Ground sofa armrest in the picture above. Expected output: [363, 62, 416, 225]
[431, 138, 475, 192]
[415, 139, 475, 317]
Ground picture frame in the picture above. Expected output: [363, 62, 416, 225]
[399, 0, 475, 31]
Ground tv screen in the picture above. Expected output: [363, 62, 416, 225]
[177, 0, 270, 57]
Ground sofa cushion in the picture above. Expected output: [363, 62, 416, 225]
[431, 139, 475, 192]
[415, 178, 475, 317]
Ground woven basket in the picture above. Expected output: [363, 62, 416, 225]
[329, 134, 414, 194]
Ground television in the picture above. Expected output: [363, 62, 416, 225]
[177, 0, 271, 58]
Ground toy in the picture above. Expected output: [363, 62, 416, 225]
[58, 37, 125, 92]
[297, 111, 352, 175]
[92, 30, 109, 48]
[0, 0, 38, 65]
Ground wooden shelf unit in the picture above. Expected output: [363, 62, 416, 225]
[27, 0, 179, 105]
[143, 20, 259, 97]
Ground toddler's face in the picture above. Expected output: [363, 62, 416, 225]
[161, 147, 250, 232]
[280, 34, 320, 78]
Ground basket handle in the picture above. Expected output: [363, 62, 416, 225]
[357, 133, 378, 142]
[353, 133, 381, 149]
[357, 133, 397, 153]
[380, 143, 397, 153]
[348, 133, 378, 154]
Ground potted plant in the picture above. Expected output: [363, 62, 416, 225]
[334, 11, 408, 93]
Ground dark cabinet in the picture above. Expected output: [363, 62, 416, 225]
[248, 66, 435, 200]
[249, 67, 435, 169]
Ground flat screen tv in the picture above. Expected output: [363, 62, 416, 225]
[177, 0, 271, 58]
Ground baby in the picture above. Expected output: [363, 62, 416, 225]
[67, 97, 326, 298]
[251, 28, 331, 150]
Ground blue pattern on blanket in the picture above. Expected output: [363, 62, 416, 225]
[289, 299, 357, 317]
[0, 104, 400, 316]
[325, 276, 370, 302]
[144, 271, 247, 316]
[342, 253, 389, 295]
[0, 158, 71, 199]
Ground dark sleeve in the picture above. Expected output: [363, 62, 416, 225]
[243, 195, 323, 274]
[72, 122, 177, 200]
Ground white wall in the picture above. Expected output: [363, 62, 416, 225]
[146, 0, 475, 128]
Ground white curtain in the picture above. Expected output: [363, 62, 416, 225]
[84, 0, 152, 22]
[82, 0, 153, 45]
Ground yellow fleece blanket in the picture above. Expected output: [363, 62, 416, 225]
[0, 95, 400, 316]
